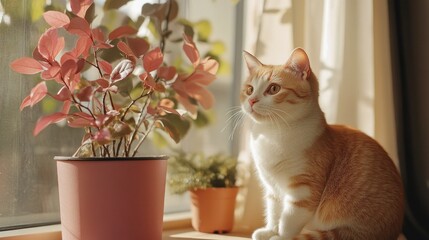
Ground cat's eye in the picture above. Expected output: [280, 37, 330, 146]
[266, 84, 281, 95]
[245, 85, 254, 95]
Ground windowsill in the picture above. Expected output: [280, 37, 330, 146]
[0, 213, 252, 240]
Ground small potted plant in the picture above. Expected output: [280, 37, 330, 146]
[168, 151, 239, 234]
[9, 0, 219, 239]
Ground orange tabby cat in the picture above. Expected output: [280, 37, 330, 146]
[241, 48, 404, 240]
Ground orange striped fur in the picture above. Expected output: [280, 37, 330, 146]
[242, 48, 404, 240]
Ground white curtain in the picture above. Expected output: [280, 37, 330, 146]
[235, 0, 397, 233]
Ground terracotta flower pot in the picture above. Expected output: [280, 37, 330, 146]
[190, 187, 239, 234]
[55, 156, 168, 240]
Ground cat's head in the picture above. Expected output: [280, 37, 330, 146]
[240, 48, 319, 124]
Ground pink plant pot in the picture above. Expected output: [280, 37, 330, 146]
[190, 187, 239, 234]
[56, 156, 168, 240]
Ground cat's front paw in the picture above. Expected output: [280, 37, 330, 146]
[269, 236, 287, 240]
[252, 228, 277, 240]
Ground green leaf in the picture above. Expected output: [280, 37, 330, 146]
[147, 20, 160, 39]
[183, 25, 194, 39]
[113, 77, 133, 97]
[218, 60, 231, 75]
[41, 98, 58, 114]
[110, 121, 132, 138]
[194, 110, 210, 128]
[30, 0, 45, 22]
[129, 105, 141, 113]
[84, 3, 96, 24]
[195, 20, 212, 42]
[211, 41, 226, 55]
[129, 87, 143, 100]
[158, 114, 190, 143]
[152, 130, 169, 148]
[104, 0, 131, 10]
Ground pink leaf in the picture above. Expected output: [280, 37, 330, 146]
[157, 66, 176, 80]
[92, 128, 111, 145]
[92, 28, 105, 42]
[159, 98, 175, 108]
[98, 60, 112, 75]
[183, 34, 200, 66]
[19, 96, 31, 111]
[61, 60, 78, 86]
[197, 58, 219, 75]
[10, 57, 44, 74]
[43, 11, 70, 28]
[73, 112, 94, 120]
[176, 94, 197, 117]
[32, 47, 46, 62]
[187, 83, 215, 109]
[70, 0, 93, 18]
[186, 70, 216, 86]
[51, 37, 65, 62]
[61, 100, 72, 114]
[108, 26, 138, 40]
[158, 99, 179, 115]
[117, 41, 135, 57]
[76, 58, 86, 74]
[96, 78, 110, 89]
[41, 65, 61, 80]
[67, 17, 92, 37]
[95, 114, 114, 128]
[126, 37, 149, 57]
[68, 117, 94, 128]
[110, 59, 134, 82]
[143, 47, 163, 72]
[38, 28, 64, 62]
[33, 112, 67, 136]
[50, 86, 71, 101]
[70, 0, 81, 15]
[60, 52, 77, 64]
[28, 81, 48, 108]
[158, 106, 180, 115]
[94, 42, 113, 50]
[140, 73, 165, 92]
[76, 86, 93, 102]
[73, 36, 92, 58]
[139, 72, 148, 81]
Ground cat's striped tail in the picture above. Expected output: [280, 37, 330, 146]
[292, 229, 340, 240]
[293, 231, 406, 240]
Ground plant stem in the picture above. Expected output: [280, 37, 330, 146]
[126, 92, 153, 154]
[160, 0, 173, 53]
[131, 122, 155, 157]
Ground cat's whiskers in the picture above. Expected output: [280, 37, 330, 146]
[259, 104, 291, 129]
[224, 108, 243, 127]
[222, 106, 245, 140]
[230, 113, 245, 140]
[270, 108, 291, 129]
[225, 106, 242, 115]
[259, 105, 281, 132]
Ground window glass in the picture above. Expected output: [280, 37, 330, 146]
[0, 0, 237, 230]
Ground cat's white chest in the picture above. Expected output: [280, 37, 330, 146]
[250, 125, 309, 164]
[249, 123, 321, 192]
[250, 128, 304, 183]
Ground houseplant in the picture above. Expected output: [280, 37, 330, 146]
[10, 0, 219, 239]
[168, 151, 239, 233]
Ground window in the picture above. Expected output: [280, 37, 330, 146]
[0, 0, 238, 231]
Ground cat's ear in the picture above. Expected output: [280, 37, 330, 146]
[285, 48, 311, 80]
[243, 50, 262, 73]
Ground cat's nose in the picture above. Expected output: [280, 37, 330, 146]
[249, 98, 259, 107]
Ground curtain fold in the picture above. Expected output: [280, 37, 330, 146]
[235, 0, 398, 233]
